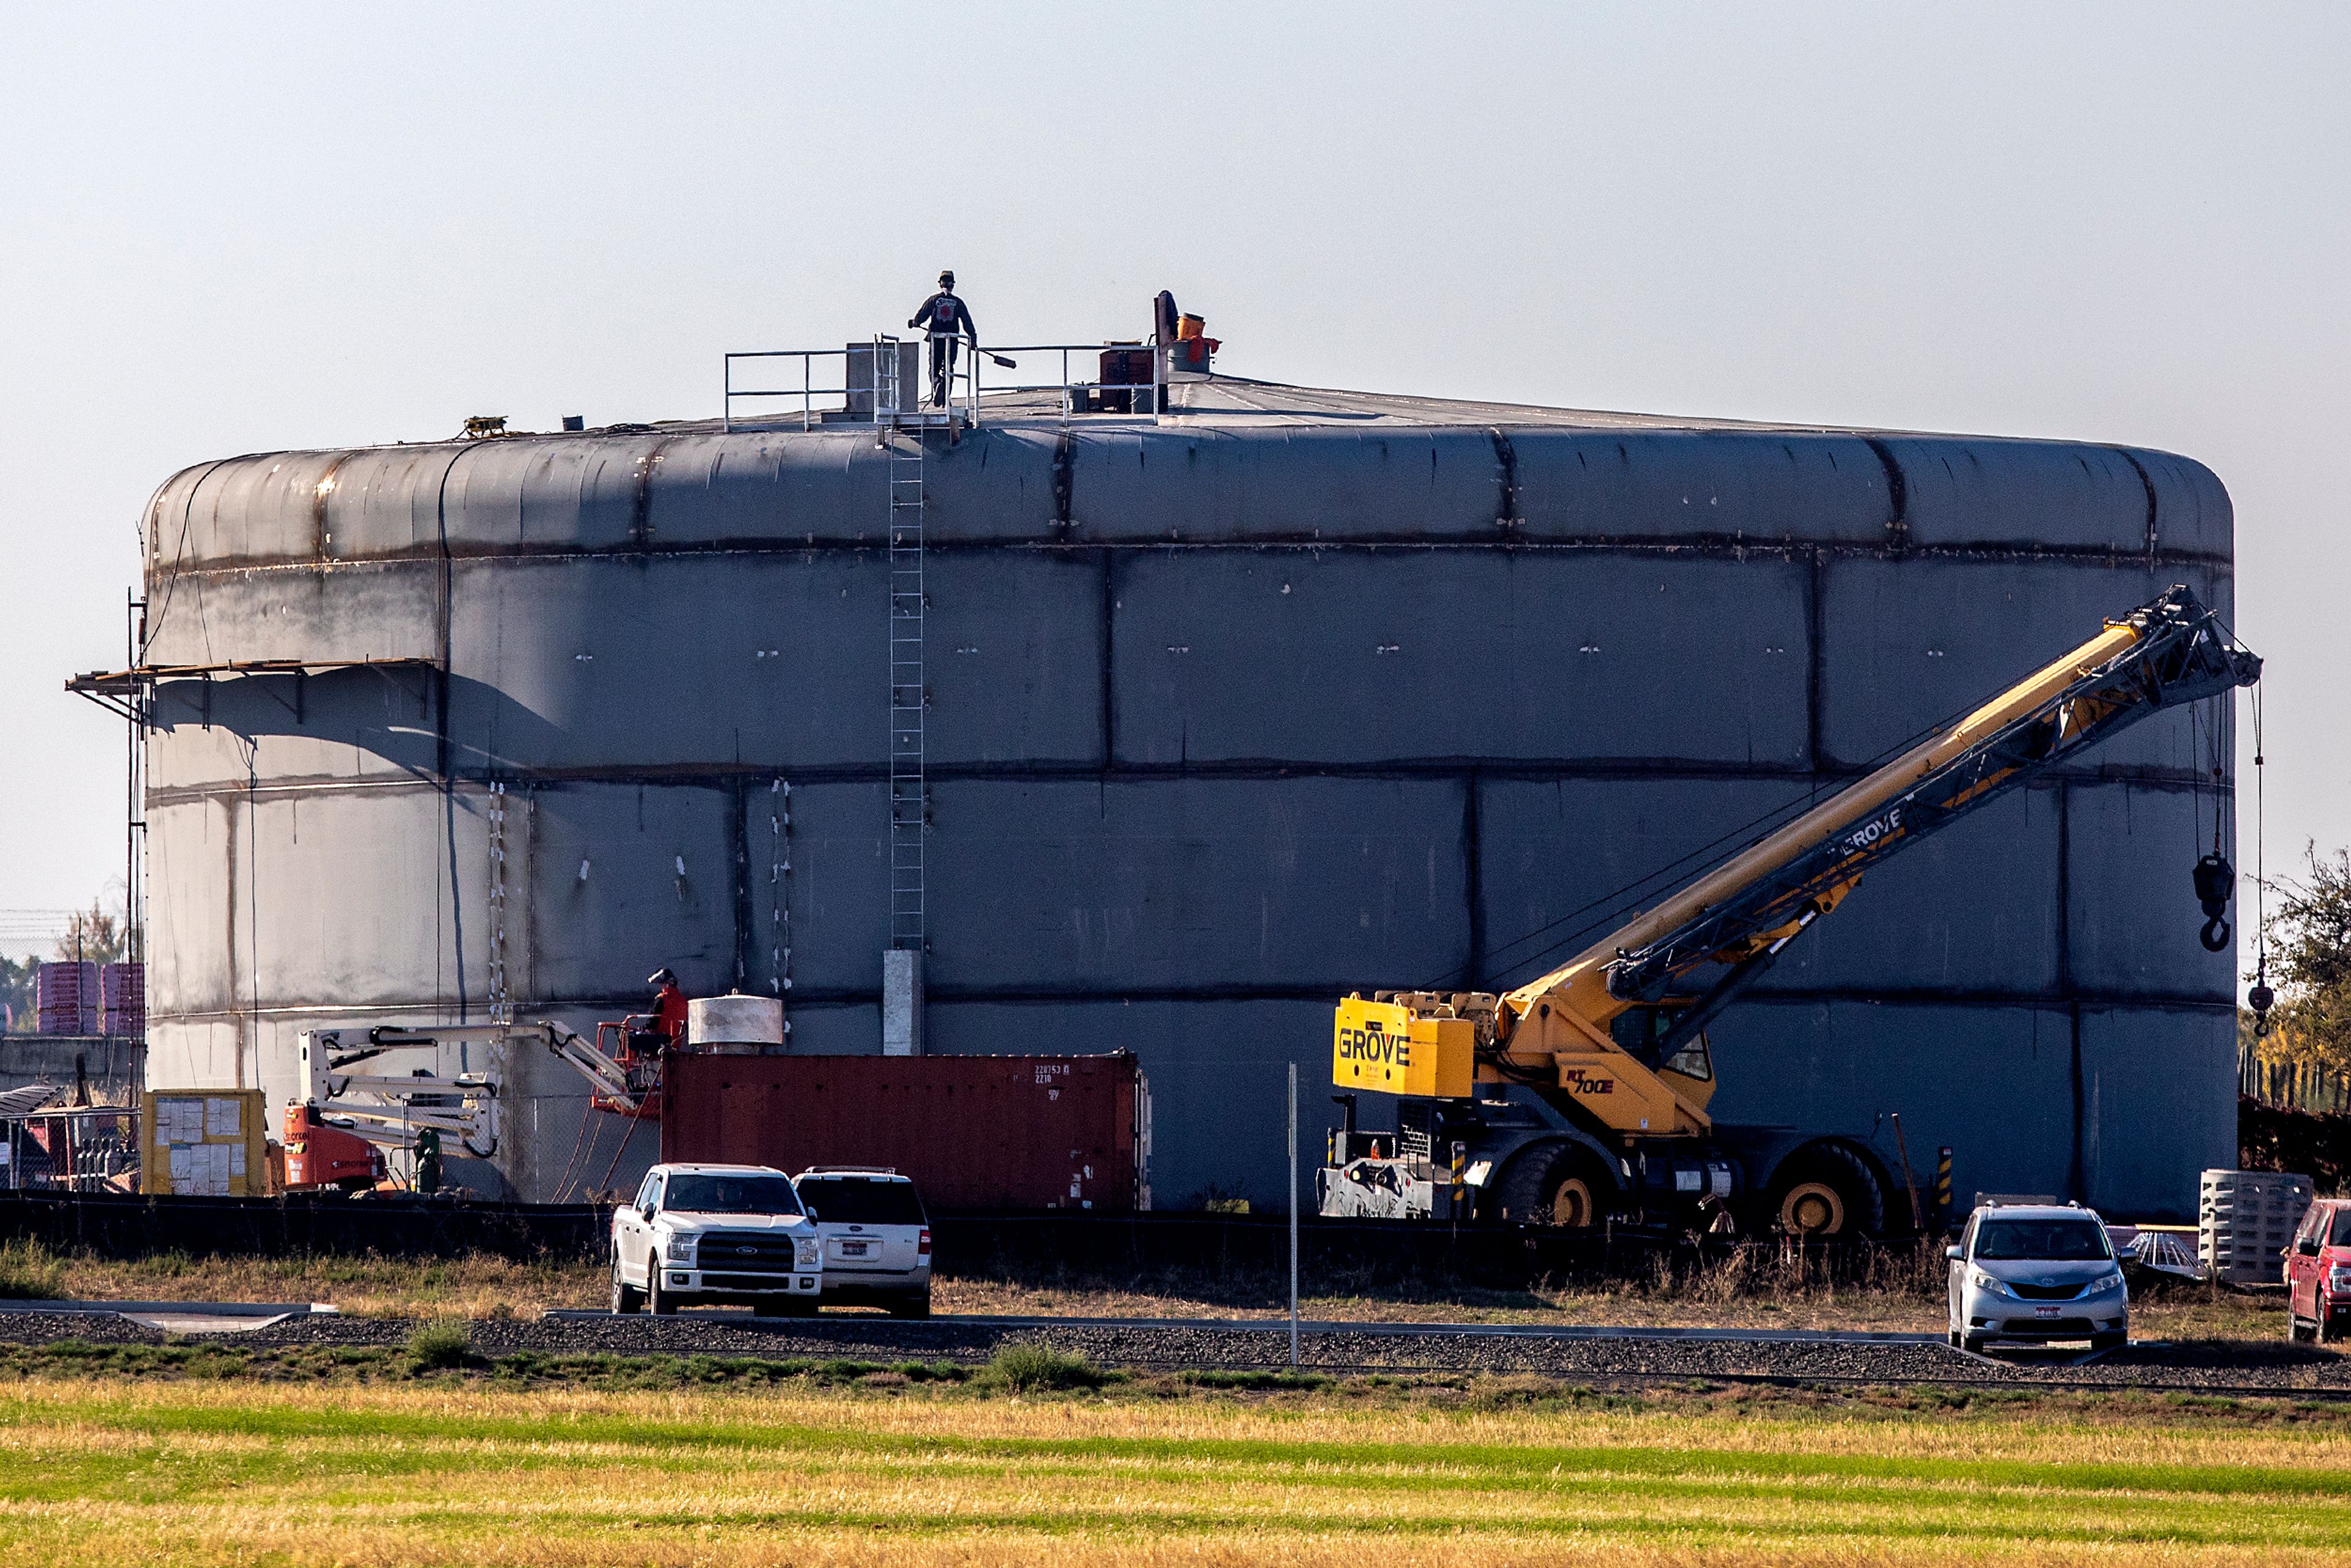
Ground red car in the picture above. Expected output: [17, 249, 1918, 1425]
[2286, 1197, 2351, 1343]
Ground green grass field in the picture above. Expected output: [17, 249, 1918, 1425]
[2, 1360, 2348, 1564]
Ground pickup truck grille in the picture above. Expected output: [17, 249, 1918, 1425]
[694, 1231, 800, 1274]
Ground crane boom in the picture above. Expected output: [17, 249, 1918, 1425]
[1333, 585, 2259, 1150]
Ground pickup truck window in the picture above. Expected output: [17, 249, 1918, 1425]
[798, 1177, 927, 1225]
[1973, 1218, 2110, 1261]
[2330, 1208, 2351, 1247]
[663, 1174, 804, 1215]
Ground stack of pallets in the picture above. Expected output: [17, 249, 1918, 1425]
[2200, 1169, 2314, 1286]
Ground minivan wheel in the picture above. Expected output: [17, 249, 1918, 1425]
[2089, 1331, 2126, 1352]
[1961, 1333, 1990, 1355]
[610, 1262, 643, 1315]
[1947, 1328, 1962, 1349]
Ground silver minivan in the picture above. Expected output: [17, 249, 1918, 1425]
[793, 1166, 933, 1318]
[1947, 1202, 2128, 1354]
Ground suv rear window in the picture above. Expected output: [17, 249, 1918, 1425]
[662, 1174, 804, 1215]
[797, 1176, 927, 1225]
[1974, 1218, 2110, 1261]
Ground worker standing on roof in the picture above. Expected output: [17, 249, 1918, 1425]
[909, 270, 978, 408]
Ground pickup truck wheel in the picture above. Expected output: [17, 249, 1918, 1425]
[647, 1274, 677, 1315]
[2289, 1315, 2313, 1343]
[610, 1261, 643, 1315]
[1494, 1142, 1611, 1229]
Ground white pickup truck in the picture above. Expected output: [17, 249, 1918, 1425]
[610, 1162, 823, 1316]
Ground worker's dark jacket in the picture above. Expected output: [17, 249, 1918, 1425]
[911, 291, 977, 343]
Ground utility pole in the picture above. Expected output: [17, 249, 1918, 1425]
[1288, 1060, 1299, 1369]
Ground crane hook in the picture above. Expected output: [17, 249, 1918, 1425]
[2249, 973, 2276, 1039]
[2194, 852, 2234, 954]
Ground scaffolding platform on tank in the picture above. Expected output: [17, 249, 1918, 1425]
[722, 337, 1172, 432]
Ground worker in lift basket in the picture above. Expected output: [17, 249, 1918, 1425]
[633, 967, 687, 1059]
[909, 270, 978, 407]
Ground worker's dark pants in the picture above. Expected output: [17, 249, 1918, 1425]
[928, 336, 961, 407]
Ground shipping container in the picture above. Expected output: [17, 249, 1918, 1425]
[660, 1052, 1150, 1212]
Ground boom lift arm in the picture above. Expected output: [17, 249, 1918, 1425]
[1336, 585, 2261, 1153]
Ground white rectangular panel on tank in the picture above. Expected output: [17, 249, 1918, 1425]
[882, 950, 923, 1057]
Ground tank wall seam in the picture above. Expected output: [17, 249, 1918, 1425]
[141, 763, 2238, 808]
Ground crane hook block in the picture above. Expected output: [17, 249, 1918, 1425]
[2194, 852, 2234, 952]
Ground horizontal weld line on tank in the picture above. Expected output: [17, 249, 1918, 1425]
[147, 988, 2230, 1026]
[150, 538, 2237, 572]
[137, 761, 2230, 808]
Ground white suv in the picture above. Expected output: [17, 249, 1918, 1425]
[793, 1167, 933, 1318]
[612, 1163, 823, 1316]
[1946, 1201, 2129, 1354]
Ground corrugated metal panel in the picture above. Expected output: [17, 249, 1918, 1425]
[1816, 556, 2229, 771]
[1111, 551, 1813, 767]
[1512, 429, 1894, 542]
[2080, 1005, 2236, 1216]
[1878, 437, 2151, 551]
[661, 1051, 1144, 1212]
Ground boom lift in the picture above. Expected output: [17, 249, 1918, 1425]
[1321, 585, 2260, 1236]
[285, 1020, 656, 1190]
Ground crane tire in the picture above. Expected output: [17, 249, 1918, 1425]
[1494, 1142, 1612, 1229]
[1769, 1144, 1883, 1237]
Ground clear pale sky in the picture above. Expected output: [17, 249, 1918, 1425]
[2, 3, 2341, 969]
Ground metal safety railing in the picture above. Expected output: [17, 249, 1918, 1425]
[723, 336, 1172, 432]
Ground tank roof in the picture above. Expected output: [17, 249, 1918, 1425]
[633, 373, 1963, 442]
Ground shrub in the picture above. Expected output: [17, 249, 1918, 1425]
[0, 1240, 66, 1301]
[405, 1319, 473, 1370]
[977, 1341, 1112, 1393]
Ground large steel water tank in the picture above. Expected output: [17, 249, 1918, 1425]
[133, 377, 2237, 1218]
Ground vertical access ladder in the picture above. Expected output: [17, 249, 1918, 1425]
[883, 342, 926, 954]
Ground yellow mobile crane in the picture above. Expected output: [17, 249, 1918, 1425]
[1321, 585, 2260, 1236]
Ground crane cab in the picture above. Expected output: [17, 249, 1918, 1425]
[1611, 1004, 1718, 1113]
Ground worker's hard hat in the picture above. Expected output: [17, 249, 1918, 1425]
[647, 966, 676, 988]
[939, 270, 954, 288]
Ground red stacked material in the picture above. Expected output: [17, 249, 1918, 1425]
[99, 962, 145, 1039]
[34, 962, 99, 1035]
